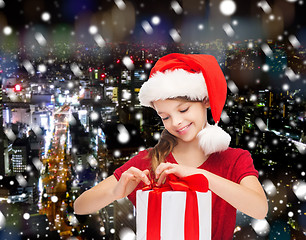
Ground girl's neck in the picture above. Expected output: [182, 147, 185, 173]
[173, 138, 208, 157]
[172, 141, 209, 167]
[175, 137, 202, 152]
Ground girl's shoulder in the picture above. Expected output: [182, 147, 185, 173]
[128, 148, 152, 166]
[217, 147, 250, 157]
[211, 147, 252, 163]
[207, 147, 257, 182]
[113, 149, 151, 180]
[131, 148, 151, 159]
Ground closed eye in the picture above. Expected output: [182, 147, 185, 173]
[180, 107, 189, 113]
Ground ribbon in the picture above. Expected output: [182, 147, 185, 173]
[142, 174, 209, 240]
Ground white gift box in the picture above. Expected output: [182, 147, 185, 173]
[136, 190, 212, 240]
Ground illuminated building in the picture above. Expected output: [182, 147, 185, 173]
[10, 144, 27, 173]
[0, 70, 4, 176]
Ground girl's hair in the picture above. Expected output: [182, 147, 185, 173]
[148, 128, 178, 176]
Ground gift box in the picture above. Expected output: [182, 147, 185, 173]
[136, 174, 212, 240]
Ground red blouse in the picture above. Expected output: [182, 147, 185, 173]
[114, 147, 259, 240]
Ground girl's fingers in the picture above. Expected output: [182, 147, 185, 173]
[156, 170, 169, 186]
[155, 163, 173, 179]
[115, 168, 151, 199]
[126, 167, 151, 185]
[155, 163, 175, 186]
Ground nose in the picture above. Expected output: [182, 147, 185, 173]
[171, 115, 183, 127]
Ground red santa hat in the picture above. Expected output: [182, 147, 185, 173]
[139, 53, 231, 155]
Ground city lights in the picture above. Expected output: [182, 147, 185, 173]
[0, 0, 305, 239]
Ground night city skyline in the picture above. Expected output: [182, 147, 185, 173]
[0, 1, 306, 239]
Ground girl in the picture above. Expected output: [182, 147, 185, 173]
[74, 53, 268, 239]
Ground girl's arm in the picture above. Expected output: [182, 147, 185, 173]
[74, 167, 150, 215]
[155, 163, 268, 219]
[201, 170, 268, 219]
[74, 175, 118, 215]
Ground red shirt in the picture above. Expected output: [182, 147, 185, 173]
[114, 147, 258, 240]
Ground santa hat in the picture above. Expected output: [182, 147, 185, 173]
[139, 53, 231, 155]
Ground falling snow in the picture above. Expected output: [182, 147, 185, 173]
[258, 0, 272, 14]
[223, 23, 235, 37]
[94, 34, 106, 48]
[289, 35, 301, 48]
[88, 25, 98, 35]
[219, 0, 237, 16]
[151, 16, 161, 26]
[0, 0, 5, 8]
[169, 29, 181, 42]
[251, 218, 270, 236]
[3, 26, 12, 35]
[35, 32, 47, 46]
[41, 12, 51, 22]
[114, 0, 126, 10]
[171, 1, 183, 14]
[261, 43, 273, 58]
[122, 56, 134, 70]
[0, 0, 305, 239]
[119, 227, 136, 240]
[51, 196, 58, 203]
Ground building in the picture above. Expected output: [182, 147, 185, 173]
[0, 71, 4, 176]
[10, 139, 28, 174]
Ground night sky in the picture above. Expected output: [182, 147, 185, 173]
[0, 1, 306, 239]
[1, 0, 305, 44]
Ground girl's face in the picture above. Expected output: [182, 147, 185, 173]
[153, 98, 209, 144]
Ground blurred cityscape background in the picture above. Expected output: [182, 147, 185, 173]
[0, 0, 305, 239]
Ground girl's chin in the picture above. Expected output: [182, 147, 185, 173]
[176, 133, 198, 144]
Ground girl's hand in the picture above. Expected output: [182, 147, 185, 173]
[155, 163, 200, 186]
[113, 167, 150, 199]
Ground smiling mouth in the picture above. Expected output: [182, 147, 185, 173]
[177, 123, 192, 133]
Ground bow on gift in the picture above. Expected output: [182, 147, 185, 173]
[142, 174, 209, 240]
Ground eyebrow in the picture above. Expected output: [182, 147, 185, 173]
[157, 102, 187, 115]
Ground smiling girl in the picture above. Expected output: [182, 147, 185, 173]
[74, 53, 268, 239]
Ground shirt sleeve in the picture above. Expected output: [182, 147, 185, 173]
[113, 150, 151, 181]
[113, 150, 151, 206]
[232, 149, 259, 183]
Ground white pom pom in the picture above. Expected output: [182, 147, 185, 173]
[197, 123, 231, 155]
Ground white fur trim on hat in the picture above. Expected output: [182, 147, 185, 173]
[139, 69, 208, 107]
[197, 123, 231, 155]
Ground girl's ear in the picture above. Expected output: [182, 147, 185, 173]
[202, 97, 210, 108]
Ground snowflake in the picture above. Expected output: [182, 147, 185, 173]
[23, 213, 30, 220]
[119, 227, 136, 240]
[223, 23, 235, 37]
[251, 219, 270, 236]
[122, 56, 134, 70]
[3, 26, 12, 35]
[219, 0, 237, 16]
[169, 29, 181, 42]
[35, 32, 47, 46]
[117, 124, 130, 144]
[151, 16, 161, 25]
[171, 1, 183, 14]
[114, 0, 126, 10]
[38, 64, 47, 73]
[142, 21, 153, 35]
[41, 12, 51, 21]
[0, 211, 5, 230]
[51, 196, 58, 203]
[89, 25, 98, 35]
